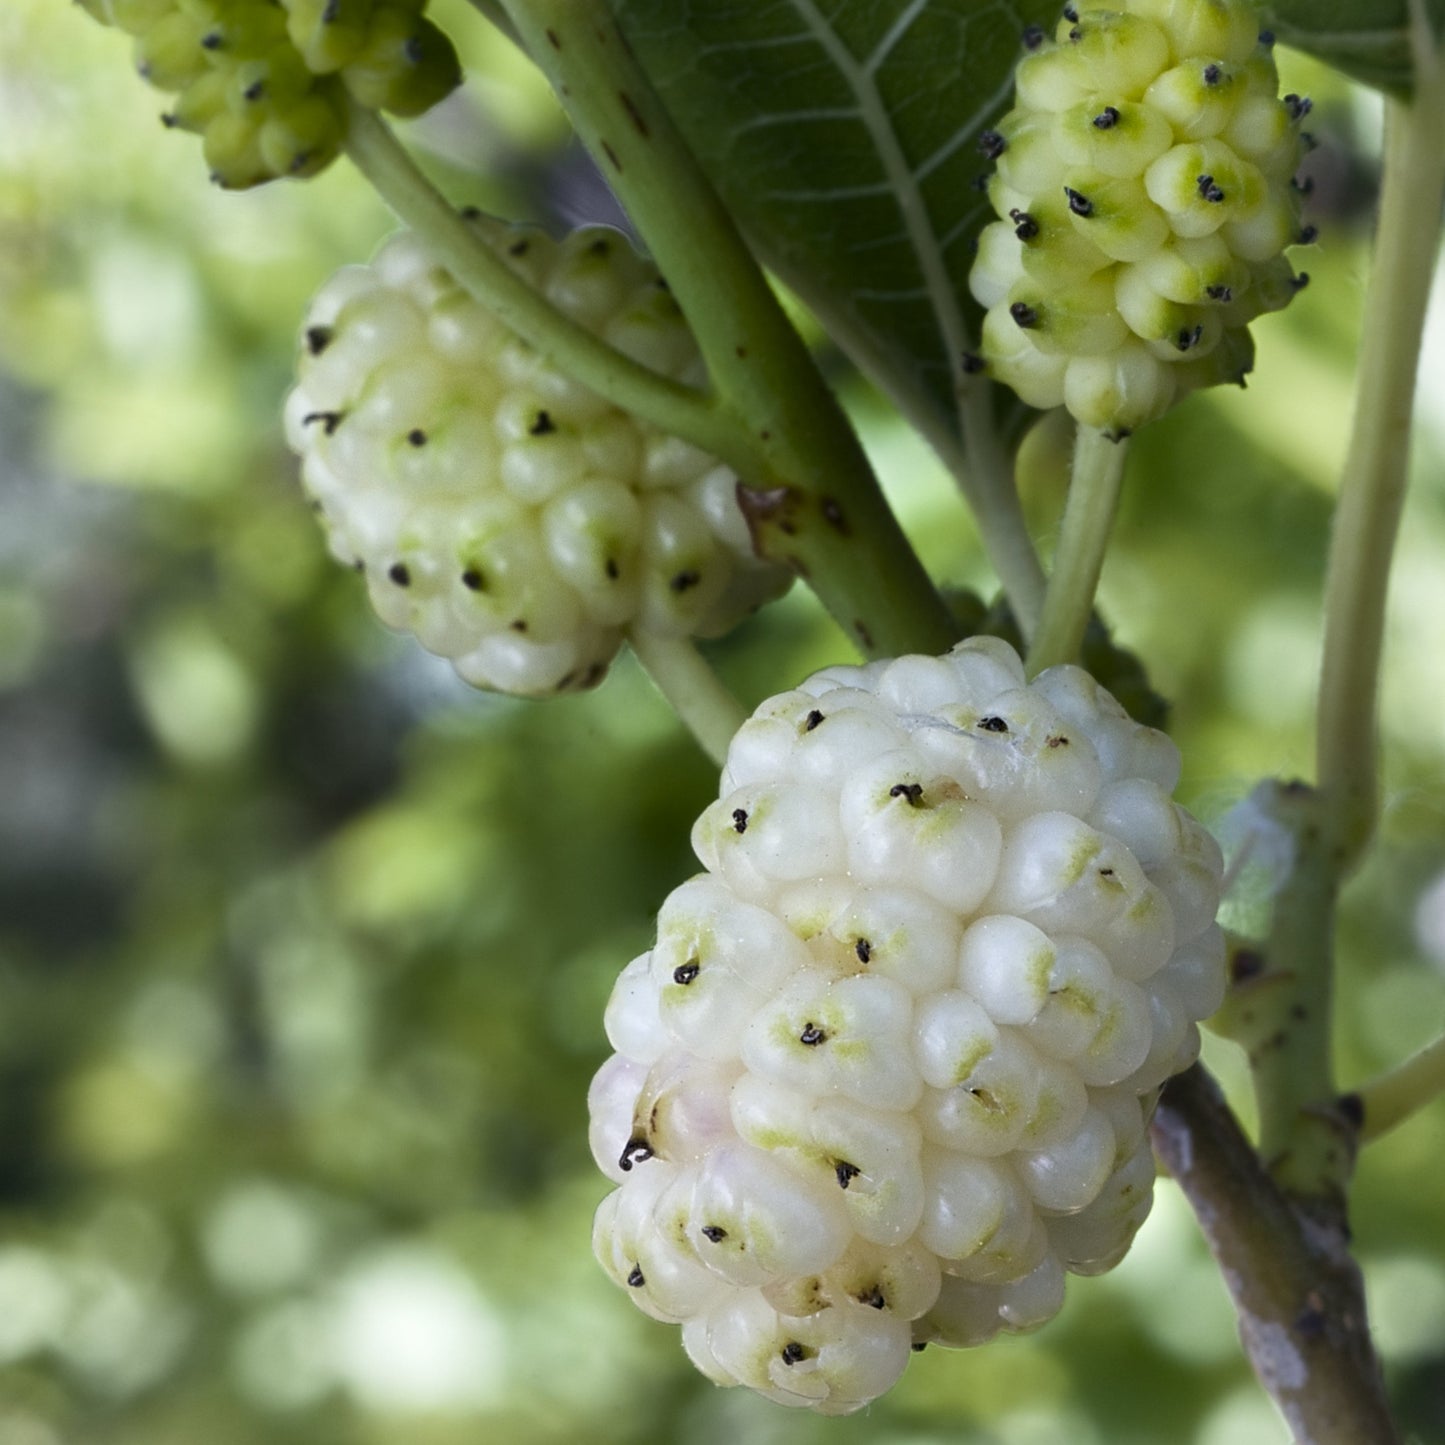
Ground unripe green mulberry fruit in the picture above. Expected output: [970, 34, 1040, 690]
[77, 0, 461, 187]
[970, 0, 1313, 434]
[285, 219, 793, 697]
[591, 637, 1226, 1413]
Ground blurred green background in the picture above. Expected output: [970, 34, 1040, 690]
[2, 3, 1444, 1442]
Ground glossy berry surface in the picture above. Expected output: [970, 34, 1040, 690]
[971, 0, 1313, 433]
[286, 218, 791, 696]
[78, 0, 460, 187]
[591, 637, 1227, 1413]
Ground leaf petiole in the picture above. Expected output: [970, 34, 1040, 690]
[340, 99, 745, 467]
[1351, 1030, 1445, 1144]
[1315, 8, 1445, 871]
[497, 0, 957, 661]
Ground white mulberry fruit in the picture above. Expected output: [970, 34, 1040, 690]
[285, 219, 792, 696]
[77, 0, 460, 187]
[590, 637, 1226, 1413]
[970, 0, 1313, 434]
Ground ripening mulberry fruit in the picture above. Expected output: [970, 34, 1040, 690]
[285, 218, 792, 696]
[970, 0, 1313, 434]
[77, 0, 460, 187]
[590, 636, 1226, 1413]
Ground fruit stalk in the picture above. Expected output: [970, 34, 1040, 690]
[498, 0, 957, 660]
[956, 381, 1049, 638]
[1316, 7, 1445, 871]
[627, 632, 748, 767]
[1152, 1065, 1399, 1445]
[1026, 424, 1130, 674]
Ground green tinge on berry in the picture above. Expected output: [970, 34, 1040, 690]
[285, 219, 792, 697]
[971, 0, 1312, 434]
[78, 0, 461, 188]
[590, 638, 1228, 1412]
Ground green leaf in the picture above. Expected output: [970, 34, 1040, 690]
[608, 0, 1057, 449]
[1263, 1, 1445, 95]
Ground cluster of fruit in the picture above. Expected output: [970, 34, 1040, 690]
[590, 639, 1226, 1411]
[970, 0, 1313, 433]
[78, 0, 459, 186]
[285, 219, 792, 695]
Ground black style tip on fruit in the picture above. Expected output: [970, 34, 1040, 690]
[1093, 106, 1120, 129]
[1009, 207, 1039, 241]
[618, 1137, 654, 1172]
[303, 410, 344, 436]
[978, 129, 1006, 160]
[1022, 23, 1045, 49]
[1065, 186, 1093, 217]
[1010, 301, 1039, 329]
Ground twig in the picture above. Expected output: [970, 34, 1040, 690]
[1152, 1066, 1399, 1445]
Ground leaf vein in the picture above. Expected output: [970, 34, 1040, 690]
[863, 0, 932, 77]
[783, 0, 980, 404]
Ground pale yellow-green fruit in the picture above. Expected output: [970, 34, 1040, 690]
[286, 220, 793, 697]
[971, 0, 1312, 435]
[77, 0, 461, 187]
[591, 638, 1228, 1412]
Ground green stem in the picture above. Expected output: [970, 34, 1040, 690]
[497, 0, 955, 660]
[1315, 23, 1445, 873]
[341, 99, 740, 464]
[1352, 1030, 1445, 1144]
[627, 631, 746, 767]
[1025, 424, 1129, 675]
[1244, 783, 1358, 1205]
